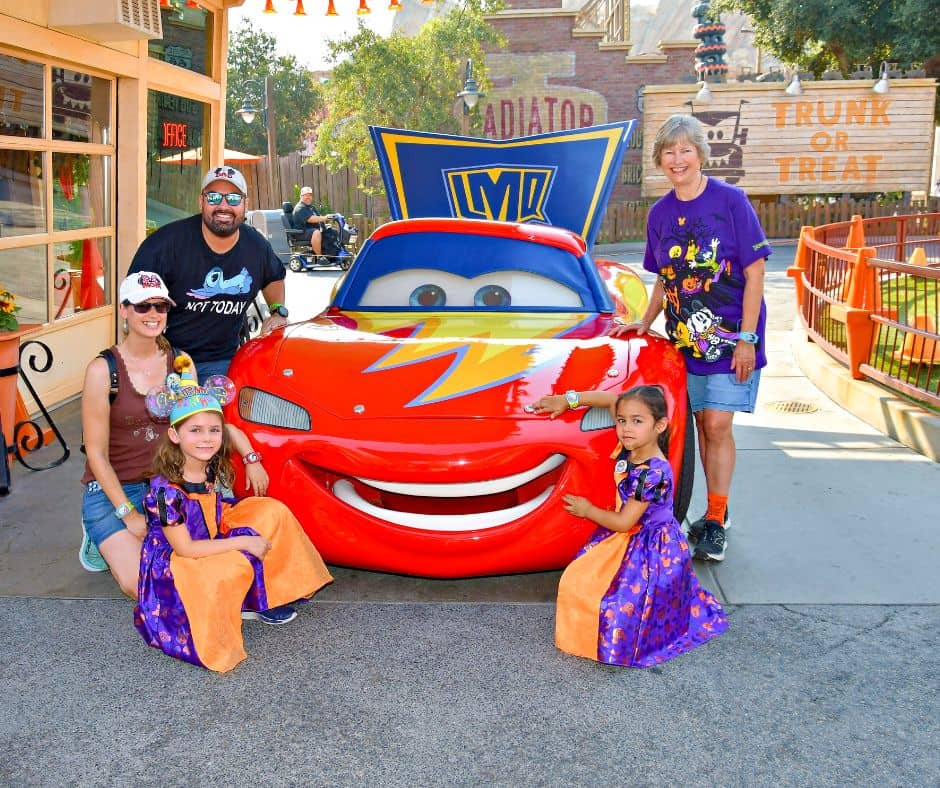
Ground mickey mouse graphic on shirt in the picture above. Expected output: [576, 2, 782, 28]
[681, 300, 739, 362]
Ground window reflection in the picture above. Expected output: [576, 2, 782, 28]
[52, 68, 111, 144]
[0, 149, 45, 237]
[0, 245, 46, 325]
[146, 89, 207, 229]
[0, 54, 43, 138]
[149, 6, 212, 76]
[52, 238, 109, 320]
[52, 153, 110, 231]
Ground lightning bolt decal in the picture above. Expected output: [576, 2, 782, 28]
[352, 313, 591, 407]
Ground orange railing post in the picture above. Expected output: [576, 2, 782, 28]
[844, 247, 876, 379]
[845, 214, 866, 249]
[788, 225, 814, 313]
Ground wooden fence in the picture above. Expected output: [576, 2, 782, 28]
[241, 152, 940, 243]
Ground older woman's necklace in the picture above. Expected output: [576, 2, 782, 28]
[676, 172, 706, 201]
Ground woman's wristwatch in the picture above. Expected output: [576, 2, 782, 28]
[737, 331, 759, 344]
[114, 501, 135, 519]
[565, 390, 581, 409]
[243, 451, 263, 465]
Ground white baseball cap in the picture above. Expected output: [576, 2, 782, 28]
[201, 165, 248, 195]
[119, 271, 176, 306]
[300, 186, 313, 195]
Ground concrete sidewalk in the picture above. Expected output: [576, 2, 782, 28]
[0, 240, 938, 784]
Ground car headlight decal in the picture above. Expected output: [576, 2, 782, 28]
[580, 405, 615, 432]
[238, 387, 311, 431]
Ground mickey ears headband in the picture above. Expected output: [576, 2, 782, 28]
[145, 354, 236, 422]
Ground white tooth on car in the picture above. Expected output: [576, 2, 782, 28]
[333, 480, 554, 532]
[354, 453, 565, 497]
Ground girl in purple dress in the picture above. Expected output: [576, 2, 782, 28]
[551, 385, 727, 667]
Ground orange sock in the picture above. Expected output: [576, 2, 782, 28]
[705, 494, 728, 524]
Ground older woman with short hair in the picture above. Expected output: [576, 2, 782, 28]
[614, 113, 770, 561]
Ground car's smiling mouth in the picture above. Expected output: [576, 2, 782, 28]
[326, 453, 566, 532]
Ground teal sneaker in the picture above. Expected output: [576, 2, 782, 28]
[79, 522, 108, 573]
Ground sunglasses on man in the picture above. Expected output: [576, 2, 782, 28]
[203, 191, 244, 206]
[124, 301, 171, 314]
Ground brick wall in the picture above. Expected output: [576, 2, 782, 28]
[484, 1, 697, 200]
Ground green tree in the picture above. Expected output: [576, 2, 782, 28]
[313, 0, 505, 194]
[225, 22, 323, 155]
[713, 0, 939, 76]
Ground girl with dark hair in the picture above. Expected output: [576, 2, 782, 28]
[534, 385, 726, 667]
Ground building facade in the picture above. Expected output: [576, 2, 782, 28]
[0, 0, 244, 408]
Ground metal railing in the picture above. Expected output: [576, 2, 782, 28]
[790, 214, 940, 409]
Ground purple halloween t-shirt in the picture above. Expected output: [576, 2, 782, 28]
[643, 177, 771, 376]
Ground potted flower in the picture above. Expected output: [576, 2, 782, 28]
[0, 285, 21, 331]
[0, 285, 25, 452]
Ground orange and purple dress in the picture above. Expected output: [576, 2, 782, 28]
[134, 478, 333, 672]
[555, 453, 727, 667]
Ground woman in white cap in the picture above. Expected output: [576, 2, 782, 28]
[79, 271, 268, 597]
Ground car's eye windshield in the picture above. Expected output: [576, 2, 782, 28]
[359, 269, 583, 309]
[339, 232, 597, 311]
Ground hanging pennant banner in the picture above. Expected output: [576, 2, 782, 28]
[370, 121, 635, 247]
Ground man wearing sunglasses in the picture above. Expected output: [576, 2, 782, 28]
[128, 165, 287, 383]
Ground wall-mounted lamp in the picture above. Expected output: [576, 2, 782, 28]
[785, 72, 803, 96]
[694, 80, 714, 104]
[873, 62, 890, 94]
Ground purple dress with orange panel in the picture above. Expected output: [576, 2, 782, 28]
[555, 454, 727, 667]
[134, 478, 333, 672]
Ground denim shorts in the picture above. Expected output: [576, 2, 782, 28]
[81, 481, 148, 548]
[687, 369, 762, 414]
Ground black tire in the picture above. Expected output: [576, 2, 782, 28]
[288, 256, 304, 273]
[673, 399, 695, 522]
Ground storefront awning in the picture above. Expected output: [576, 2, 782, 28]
[156, 147, 263, 165]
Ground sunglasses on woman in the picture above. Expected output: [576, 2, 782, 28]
[125, 301, 171, 314]
[203, 191, 244, 206]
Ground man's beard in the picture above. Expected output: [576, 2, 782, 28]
[203, 210, 241, 237]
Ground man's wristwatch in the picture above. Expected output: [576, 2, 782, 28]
[737, 331, 759, 344]
[269, 303, 289, 318]
[564, 390, 581, 409]
[114, 501, 135, 519]
[243, 451, 263, 465]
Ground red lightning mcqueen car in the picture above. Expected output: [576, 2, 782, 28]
[226, 217, 692, 577]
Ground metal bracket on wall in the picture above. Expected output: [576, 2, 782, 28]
[2, 340, 71, 494]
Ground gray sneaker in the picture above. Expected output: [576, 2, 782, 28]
[79, 522, 108, 572]
[687, 508, 730, 543]
[694, 519, 727, 561]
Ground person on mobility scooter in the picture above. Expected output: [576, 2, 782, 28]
[284, 188, 358, 272]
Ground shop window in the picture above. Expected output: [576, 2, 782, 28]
[52, 69, 111, 145]
[0, 54, 43, 138]
[52, 153, 111, 231]
[0, 149, 45, 237]
[0, 50, 114, 327]
[52, 238, 109, 321]
[0, 245, 47, 326]
[149, 5, 213, 77]
[146, 89, 208, 229]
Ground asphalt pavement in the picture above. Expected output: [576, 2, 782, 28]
[1, 240, 937, 786]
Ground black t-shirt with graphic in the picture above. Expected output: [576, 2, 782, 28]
[128, 215, 285, 364]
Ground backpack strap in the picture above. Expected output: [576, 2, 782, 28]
[98, 348, 119, 404]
